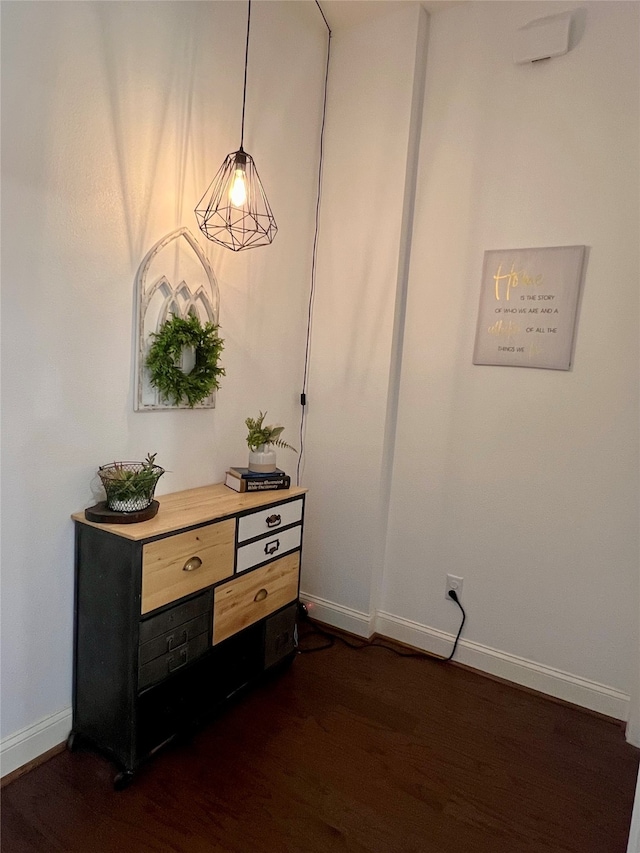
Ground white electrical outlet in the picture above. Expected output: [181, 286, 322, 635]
[445, 574, 463, 600]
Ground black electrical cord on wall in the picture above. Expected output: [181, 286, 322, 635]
[296, 2, 331, 487]
[297, 591, 467, 663]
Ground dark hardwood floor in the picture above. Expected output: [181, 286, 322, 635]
[3, 625, 638, 853]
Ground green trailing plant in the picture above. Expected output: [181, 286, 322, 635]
[98, 453, 165, 510]
[146, 313, 225, 408]
[245, 412, 297, 453]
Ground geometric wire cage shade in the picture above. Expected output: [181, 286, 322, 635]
[195, 148, 277, 252]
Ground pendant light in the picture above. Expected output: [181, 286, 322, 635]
[195, 0, 277, 252]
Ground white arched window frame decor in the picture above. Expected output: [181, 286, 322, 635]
[134, 228, 220, 411]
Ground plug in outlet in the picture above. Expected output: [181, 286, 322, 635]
[445, 574, 463, 601]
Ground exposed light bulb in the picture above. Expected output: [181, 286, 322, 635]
[230, 168, 247, 207]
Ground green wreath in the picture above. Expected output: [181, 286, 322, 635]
[146, 313, 225, 407]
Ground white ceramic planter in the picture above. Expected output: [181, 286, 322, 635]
[248, 444, 277, 473]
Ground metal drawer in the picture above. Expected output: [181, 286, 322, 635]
[138, 630, 209, 691]
[139, 589, 211, 643]
[264, 603, 297, 670]
[237, 498, 303, 543]
[139, 612, 209, 667]
[236, 524, 302, 574]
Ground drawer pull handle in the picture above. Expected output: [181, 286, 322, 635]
[264, 539, 280, 556]
[166, 630, 187, 652]
[254, 588, 269, 602]
[168, 648, 188, 672]
[266, 514, 282, 529]
[183, 556, 203, 572]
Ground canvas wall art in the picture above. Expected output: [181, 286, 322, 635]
[473, 245, 586, 370]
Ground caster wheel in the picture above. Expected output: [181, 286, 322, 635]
[113, 770, 135, 791]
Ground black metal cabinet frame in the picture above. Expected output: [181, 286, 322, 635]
[69, 485, 305, 787]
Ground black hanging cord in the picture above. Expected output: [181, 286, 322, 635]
[298, 591, 467, 663]
[239, 0, 252, 149]
[314, 0, 331, 31]
[297, 2, 331, 486]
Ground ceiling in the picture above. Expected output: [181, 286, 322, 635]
[319, 0, 463, 32]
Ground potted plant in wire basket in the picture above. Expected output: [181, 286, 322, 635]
[98, 453, 165, 514]
[245, 412, 296, 473]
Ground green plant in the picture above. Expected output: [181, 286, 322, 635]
[98, 453, 165, 508]
[245, 412, 297, 453]
[146, 313, 225, 408]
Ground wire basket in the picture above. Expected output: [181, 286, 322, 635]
[98, 461, 165, 513]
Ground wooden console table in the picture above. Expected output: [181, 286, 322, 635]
[69, 483, 306, 787]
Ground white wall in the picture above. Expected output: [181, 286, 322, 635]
[301, 0, 638, 721]
[381, 1, 639, 710]
[300, 3, 428, 629]
[0, 0, 326, 767]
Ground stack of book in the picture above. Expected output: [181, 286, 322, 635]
[225, 467, 291, 493]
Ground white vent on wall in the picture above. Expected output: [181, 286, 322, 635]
[513, 11, 572, 64]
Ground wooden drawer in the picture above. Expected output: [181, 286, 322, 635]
[237, 498, 304, 543]
[213, 552, 300, 645]
[236, 524, 302, 574]
[141, 519, 235, 614]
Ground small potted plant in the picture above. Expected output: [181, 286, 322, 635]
[98, 453, 165, 513]
[245, 412, 296, 473]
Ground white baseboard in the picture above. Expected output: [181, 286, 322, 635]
[299, 592, 629, 722]
[1, 707, 71, 778]
[299, 591, 371, 638]
[375, 611, 629, 721]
